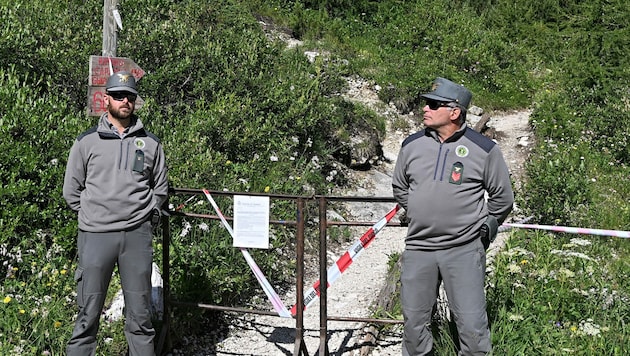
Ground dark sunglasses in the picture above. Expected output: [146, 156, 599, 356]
[425, 99, 453, 110]
[108, 92, 137, 102]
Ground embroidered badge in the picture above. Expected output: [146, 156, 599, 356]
[449, 162, 464, 185]
[455, 145, 469, 158]
[134, 138, 145, 149]
[117, 73, 132, 83]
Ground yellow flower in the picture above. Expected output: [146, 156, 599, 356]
[520, 259, 528, 265]
[3, 296, 11, 304]
[60, 269, 67, 275]
[19, 309, 26, 314]
[54, 321, 62, 328]
[570, 326, 578, 332]
[264, 186, 270, 193]
[225, 160, 232, 166]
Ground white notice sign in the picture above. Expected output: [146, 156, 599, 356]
[233, 195, 270, 248]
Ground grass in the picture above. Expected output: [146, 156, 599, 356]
[375, 229, 629, 355]
[486, 231, 628, 355]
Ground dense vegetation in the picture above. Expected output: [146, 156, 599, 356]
[1, 0, 628, 354]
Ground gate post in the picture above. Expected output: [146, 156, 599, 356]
[318, 197, 330, 356]
[293, 197, 310, 356]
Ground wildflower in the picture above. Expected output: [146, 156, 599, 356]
[3, 296, 11, 304]
[508, 314, 524, 321]
[570, 238, 591, 246]
[54, 321, 62, 328]
[19, 309, 25, 314]
[270, 154, 278, 162]
[61, 269, 67, 275]
[558, 268, 575, 278]
[551, 249, 594, 261]
[264, 186, 270, 193]
[579, 319, 601, 336]
[570, 325, 578, 332]
[520, 259, 528, 265]
[180, 221, 192, 238]
[507, 263, 522, 274]
[198, 223, 209, 232]
[225, 160, 232, 165]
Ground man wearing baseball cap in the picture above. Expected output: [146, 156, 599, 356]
[392, 77, 514, 355]
[63, 71, 168, 355]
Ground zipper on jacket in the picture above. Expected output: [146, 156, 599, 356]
[123, 140, 130, 170]
[439, 148, 450, 181]
[433, 145, 450, 181]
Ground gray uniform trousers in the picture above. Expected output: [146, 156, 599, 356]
[66, 221, 155, 356]
[401, 238, 491, 356]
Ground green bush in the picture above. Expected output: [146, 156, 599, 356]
[0, 67, 86, 254]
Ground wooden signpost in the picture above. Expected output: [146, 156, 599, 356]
[87, 55, 145, 116]
[87, 1, 146, 117]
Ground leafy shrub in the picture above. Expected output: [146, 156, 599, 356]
[0, 67, 86, 254]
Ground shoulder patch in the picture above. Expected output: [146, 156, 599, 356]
[463, 128, 495, 153]
[76, 126, 98, 142]
[401, 129, 426, 148]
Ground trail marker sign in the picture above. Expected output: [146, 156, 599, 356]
[87, 55, 145, 116]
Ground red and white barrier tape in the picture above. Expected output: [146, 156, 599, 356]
[290, 204, 401, 316]
[202, 189, 292, 318]
[502, 222, 630, 239]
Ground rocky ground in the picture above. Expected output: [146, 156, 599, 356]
[163, 77, 533, 355]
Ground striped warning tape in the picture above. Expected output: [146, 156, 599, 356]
[502, 222, 630, 238]
[290, 204, 401, 316]
[202, 189, 292, 318]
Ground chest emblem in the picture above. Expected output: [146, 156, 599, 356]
[449, 162, 464, 185]
[455, 145, 469, 157]
[134, 138, 146, 149]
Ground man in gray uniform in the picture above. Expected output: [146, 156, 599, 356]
[63, 71, 168, 356]
[392, 77, 514, 355]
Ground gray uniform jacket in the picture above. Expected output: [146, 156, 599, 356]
[392, 125, 513, 250]
[63, 113, 168, 232]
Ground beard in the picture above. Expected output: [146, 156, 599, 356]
[108, 103, 135, 121]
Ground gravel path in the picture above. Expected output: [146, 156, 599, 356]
[168, 80, 532, 356]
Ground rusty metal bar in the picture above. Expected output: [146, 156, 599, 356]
[327, 315, 404, 324]
[172, 301, 284, 317]
[294, 197, 310, 356]
[318, 197, 329, 356]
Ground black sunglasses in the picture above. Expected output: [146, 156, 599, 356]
[425, 99, 454, 110]
[108, 92, 137, 102]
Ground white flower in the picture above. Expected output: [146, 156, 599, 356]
[569, 238, 591, 246]
[558, 268, 575, 278]
[508, 314, 524, 321]
[180, 221, 192, 237]
[507, 263, 521, 274]
[270, 154, 278, 162]
[579, 319, 601, 336]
